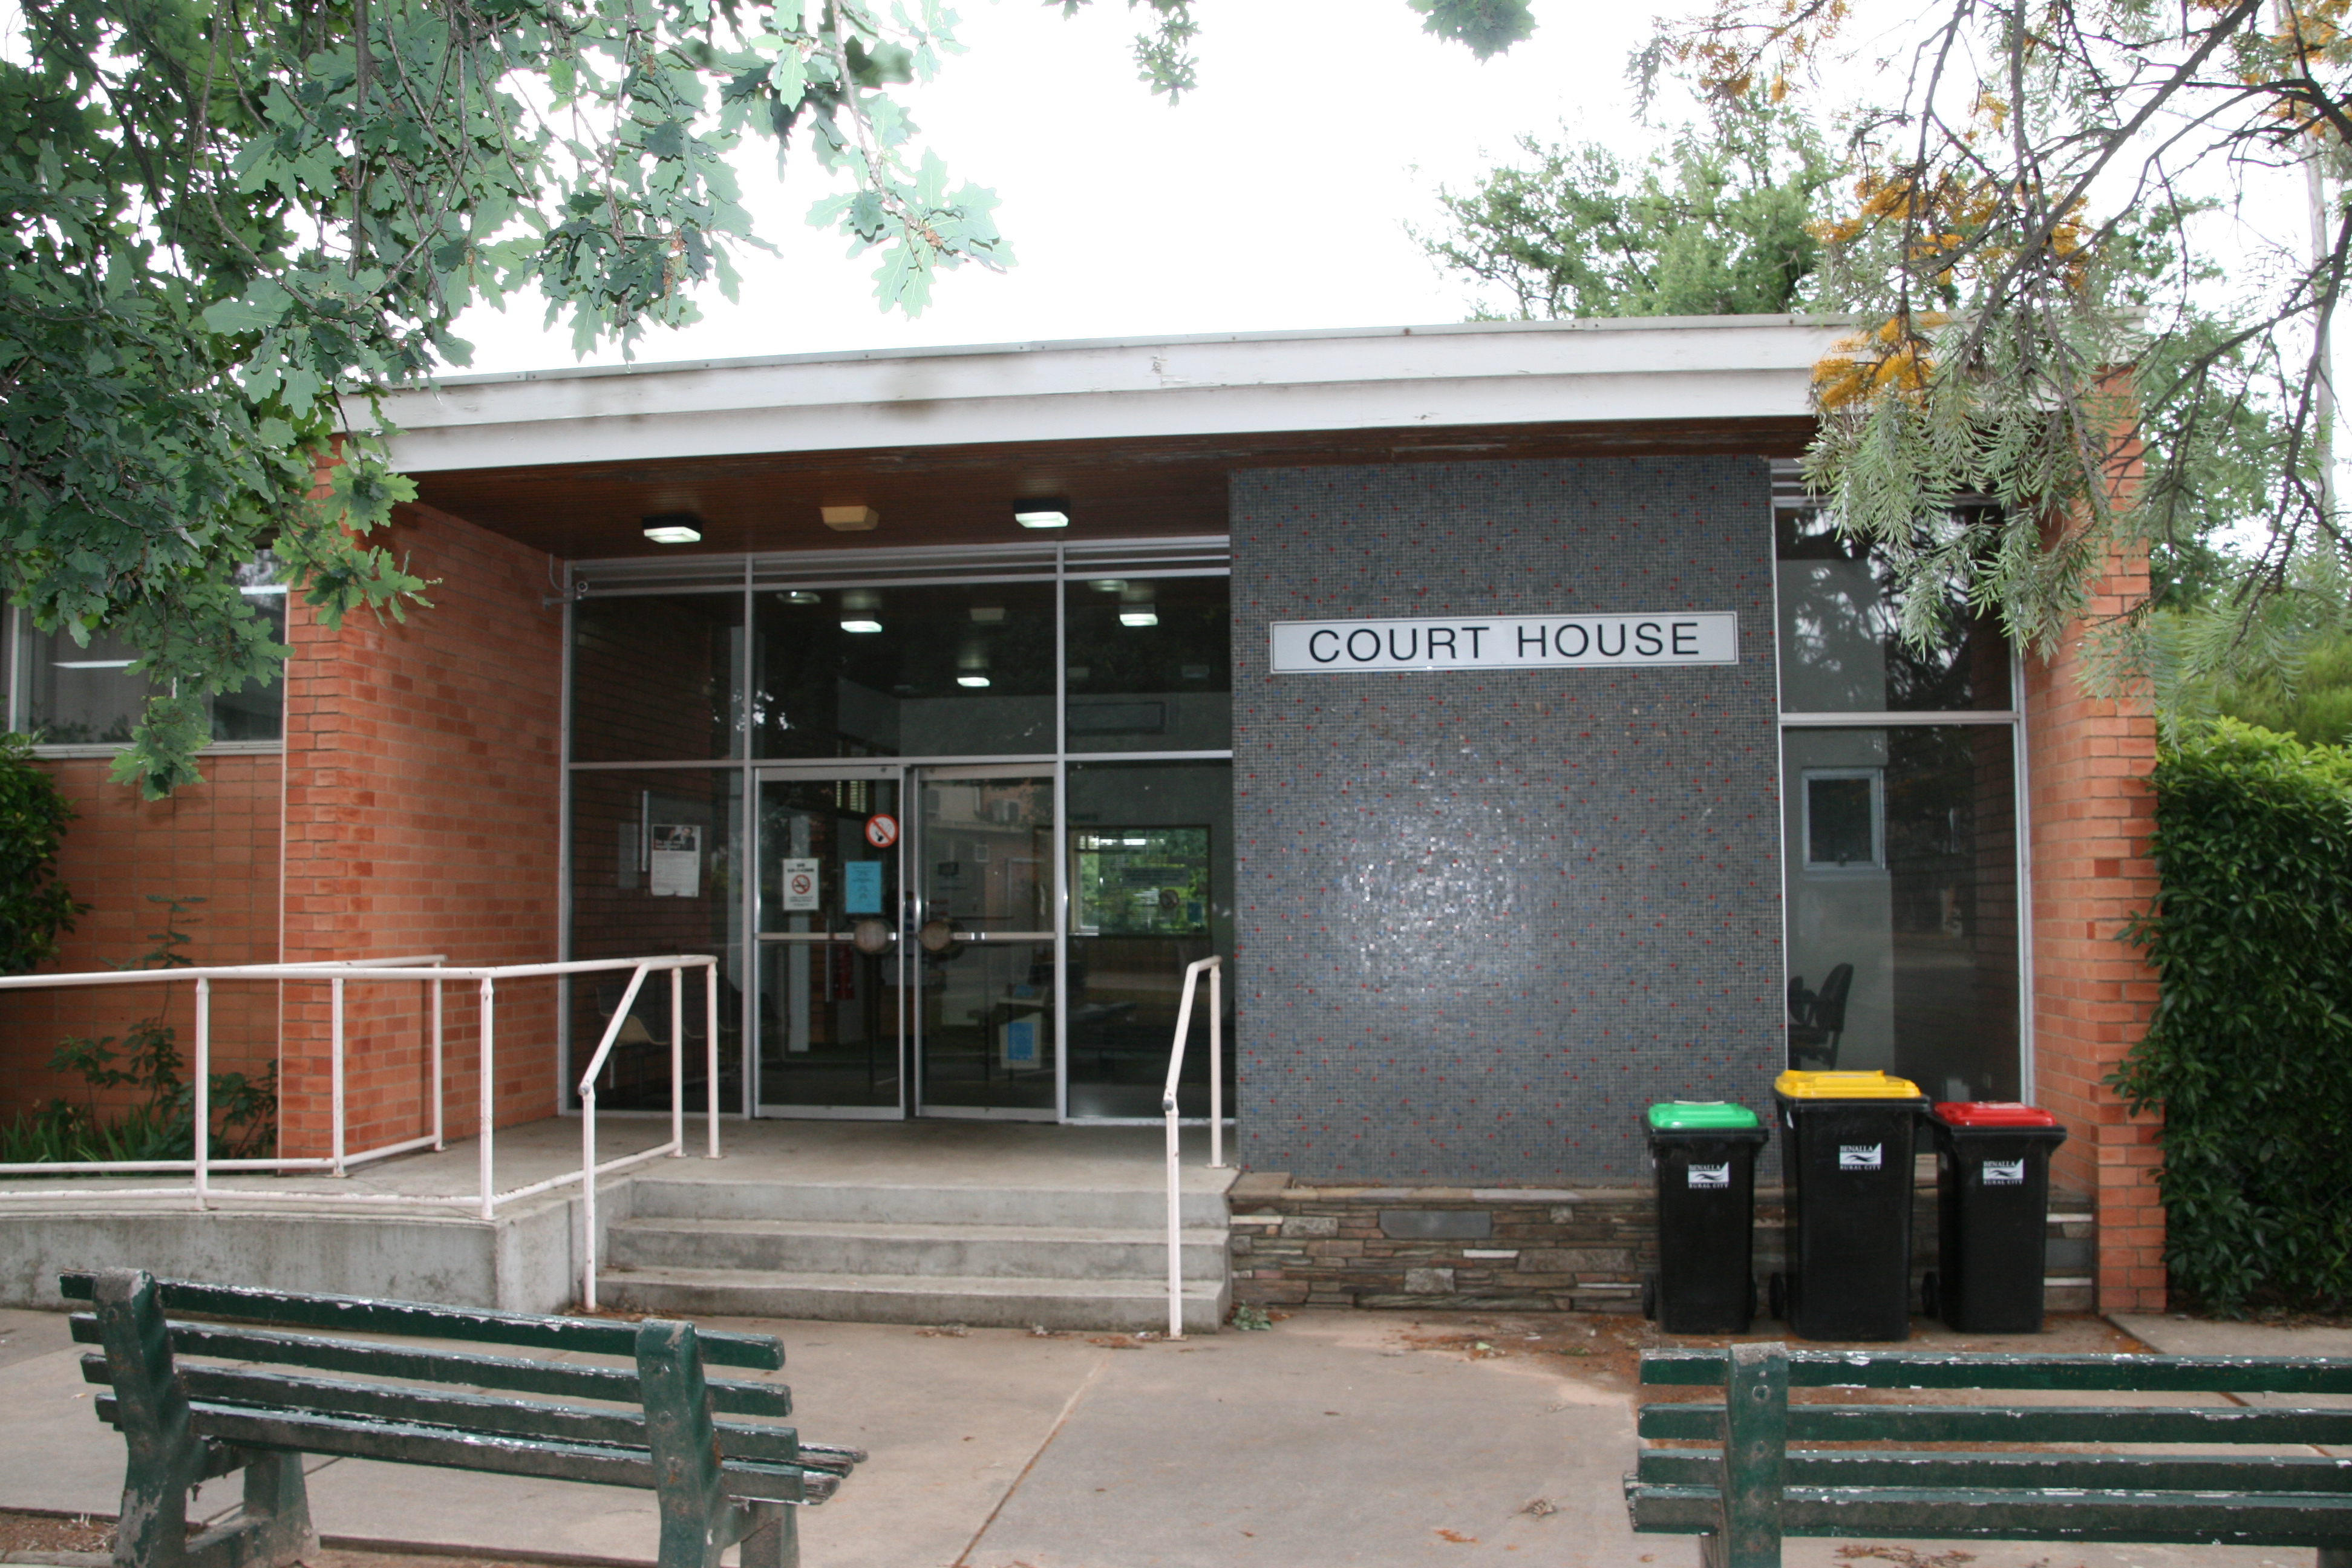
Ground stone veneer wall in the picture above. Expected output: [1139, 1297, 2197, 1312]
[1226, 1173, 2097, 1316]
[1229, 457, 1784, 1184]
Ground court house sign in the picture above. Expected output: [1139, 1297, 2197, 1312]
[1269, 612, 1738, 674]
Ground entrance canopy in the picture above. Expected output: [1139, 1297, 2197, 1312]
[368, 316, 1846, 559]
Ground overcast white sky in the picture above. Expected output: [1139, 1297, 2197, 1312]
[451, 1, 1678, 374]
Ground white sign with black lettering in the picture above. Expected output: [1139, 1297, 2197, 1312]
[1686, 1163, 1731, 1189]
[1982, 1159, 2026, 1186]
[1838, 1144, 1884, 1171]
[1269, 612, 1737, 673]
[780, 858, 821, 912]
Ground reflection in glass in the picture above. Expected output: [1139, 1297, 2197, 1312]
[1782, 727, 2018, 1099]
[572, 593, 743, 762]
[1065, 576, 1231, 751]
[1067, 761, 1234, 1119]
[917, 775, 1056, 1112]
[755, 583, 1055, 758]
[1775, 509, 2010, 711]
[19, 561, 287, 743]
[566, 768, 744, 1111]
[756, 775, 903, 1111]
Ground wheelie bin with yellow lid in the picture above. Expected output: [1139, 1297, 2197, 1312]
[1771, 1070, 1929, 1342]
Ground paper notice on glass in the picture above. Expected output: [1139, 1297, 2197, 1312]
[649, 825, 701, 898]
[780, 857, 821, 912]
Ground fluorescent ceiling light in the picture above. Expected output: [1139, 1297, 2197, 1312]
[1119, 610, 1159, 627]
[822, 505, 880, 532]
[1089, 578, 1127, 593]
[969, 606, 1006, 622]
[641, 512, 702, 544]
[840, 618, 884, 633]
[782, 590, 821, 606]
[53, 659, 136, 670]
[1013, 500, 1070, 529]
[956, 675, 991, 688]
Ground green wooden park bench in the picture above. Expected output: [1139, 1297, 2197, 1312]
[1624, 1342, 2352, 1568]
[60, 1269, 864, 1568]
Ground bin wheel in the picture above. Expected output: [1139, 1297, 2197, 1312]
[1921, 1270, 1940, 1319]
[1641, 1275, 1656, 1321]
[1767, 1272, 1787, 1321]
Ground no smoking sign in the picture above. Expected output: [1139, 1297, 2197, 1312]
[864, 812, 899, 849]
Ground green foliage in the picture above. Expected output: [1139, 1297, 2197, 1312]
[1421, 96, 1834, 321]
[2111, 722, 2352, 1313]
[0, 895, 277, 1166]
[1641, 0, 2352, 693]
[2207, 629, 2352, 748]
[0, 734, 83, 975]
[9, 1, 1526, 797]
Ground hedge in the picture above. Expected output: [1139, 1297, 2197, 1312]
[2112, 720, 2352, 1313]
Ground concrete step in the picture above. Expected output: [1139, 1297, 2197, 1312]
[598, 1264, 1230, 1334]
[606, 1216, 1228, 1281]
[627, 1177, 1229, 1229]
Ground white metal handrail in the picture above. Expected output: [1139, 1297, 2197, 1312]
[576, 956, 723, 1310]
[0, 953, 727, 1300]
[1161, 954, 1225, 1340]
[0, 955, 449, 1192]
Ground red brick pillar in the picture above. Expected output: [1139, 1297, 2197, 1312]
[278, 502, 565, 1160]
[2022, 555, 2165, 1314]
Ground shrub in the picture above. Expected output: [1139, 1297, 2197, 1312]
[2112, 720, 2352, 1313]
[0, 732, 82, 973]
[0, 895, 276, 1165]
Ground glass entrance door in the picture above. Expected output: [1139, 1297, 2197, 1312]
[754, 766, 906, 1117]
[913, 768, 1059, 1118]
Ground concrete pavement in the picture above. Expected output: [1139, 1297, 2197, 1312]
[2, 1304, 2343, 1568]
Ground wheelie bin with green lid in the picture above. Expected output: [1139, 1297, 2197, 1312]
[1641, 1101, 1769, 1333]
[1924, 1102, 2069, 1332]
[1771, 1070, 1930, 1342]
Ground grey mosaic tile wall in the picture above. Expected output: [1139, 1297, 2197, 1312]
[1230, 457, 1782, 1184]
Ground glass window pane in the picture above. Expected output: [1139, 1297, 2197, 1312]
[1782, 727, 2019, 1100]
[1776, 509, 2010, 711]
[566, 768, 745, 1110]
[1066, 760, 1233, 1119]
[572, 593, 744, 762]
[1065, 575, 1230, 752]
[212, 564, 287, 742]
[21, 621, 149, 744]
[753, 583, 1056, 759]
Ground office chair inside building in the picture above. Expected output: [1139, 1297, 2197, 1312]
[1786, 962, 1852, 1070]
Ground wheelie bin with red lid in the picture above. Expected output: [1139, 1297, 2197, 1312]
[1924, 1101, 2069, 1332]
[1641, 1101, 1770, 1333]
[1772, 1070, 1930, 1342]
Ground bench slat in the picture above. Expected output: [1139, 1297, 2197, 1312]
[69, 1316, 794, 1419]
[1640, 1347, 2352, 1395]
[58, 1274, 783, 1371]
[93, 1397, 837, 1506]
[1642, 1401, 2352, 1446]
[1628, 1481, 2352, 1546]
[1636, 1448, 2352, 1494]
[85, 1359, 808, 1468]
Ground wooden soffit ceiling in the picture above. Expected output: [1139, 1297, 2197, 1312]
[408, 416, 1818, 561]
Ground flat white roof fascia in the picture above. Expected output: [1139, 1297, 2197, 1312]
[367, 315, 1852, 474]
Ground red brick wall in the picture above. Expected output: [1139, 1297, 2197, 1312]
[0, 754, 281, 1122]
[279, 501, 565, 1158]
[2024, 555, 2165, 1313]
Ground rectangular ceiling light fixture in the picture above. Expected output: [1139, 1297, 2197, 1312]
[1013, 499, 1070, 529]
[641, 512, 703, 544]
[822, 505, 881, 532]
